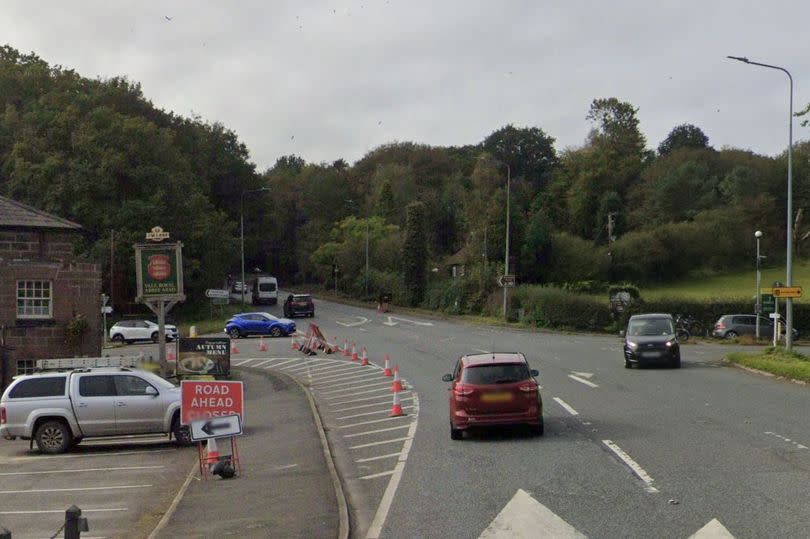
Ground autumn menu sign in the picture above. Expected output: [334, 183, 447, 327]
[135, 242, 185, 301]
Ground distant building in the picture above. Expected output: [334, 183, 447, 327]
[0, 195, 101, 391]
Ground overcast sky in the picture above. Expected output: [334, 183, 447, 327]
[2, 1, 809, 171]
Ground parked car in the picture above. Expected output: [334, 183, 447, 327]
[224, 312, 296, 338]
[712, 314, 799, 340]
[252, 276, 279, 305]
[441, 352, 543, 440]
[109, 320, 178, 343]
[283, 294, 315, 318]
[622, 313, 681, 368]
[0, 367, 191, 454]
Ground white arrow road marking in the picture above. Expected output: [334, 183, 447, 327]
[336, 316, 370, 327]
[571, 371, 594, 379]
[602, 440, 658, 493]
[568, 374, 598, 388]
[478, 489, 587, 538]
[688, 518, 736, 538]
[383, 316, 398, 326]
[386, 316, 433, 327]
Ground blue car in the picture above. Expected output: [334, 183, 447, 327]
[224, 312, 296, 338]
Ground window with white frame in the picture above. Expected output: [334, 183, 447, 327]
[16, 280, 53, 319]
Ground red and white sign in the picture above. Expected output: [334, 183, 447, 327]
[147, 254, 171, 280]
[180, 380, 244, 425]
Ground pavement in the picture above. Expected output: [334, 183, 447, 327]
[154, 367, 342, 539]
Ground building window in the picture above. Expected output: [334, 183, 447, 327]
[16, 280, 53, 319]
[16, 359, 38, 376]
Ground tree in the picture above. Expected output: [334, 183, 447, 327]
[657, 124, 710, 156]
[481, 124, 558, 188]
[520, 199, 553, 283]
[586, 97, 646, 158]
[402, 202, 428, 306]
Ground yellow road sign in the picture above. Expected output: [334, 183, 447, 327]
[772, 286, 802, 298]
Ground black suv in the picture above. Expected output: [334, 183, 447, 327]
[622, 313, 681, 369]
[283, 294, 315, 318]
[712, 314, 799, 340]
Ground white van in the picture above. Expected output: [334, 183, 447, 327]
[252, 276, 279, 305]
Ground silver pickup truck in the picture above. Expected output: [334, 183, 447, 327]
[0, 367, 191, 453]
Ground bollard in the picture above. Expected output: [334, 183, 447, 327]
[190, 325, 198, 338]
[65, 505, 89, 539]
[0, 527, 10, 539]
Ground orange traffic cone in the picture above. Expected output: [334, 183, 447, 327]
[332, 337, 341, 353]
[361, 347, 369, 366]
[391, 365, 403, 392]
[351, 342, 358, 362]
[206, 437, 221, 466]
[342, 340, 350, 357]
[389, 390, 405, 417]
[259, 336, 268, 352]
[383, 354, 392, 377]
[231, 340, 240, 355]
[290, 336, 298, 351]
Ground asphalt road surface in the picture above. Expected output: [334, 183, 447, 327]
[108, 298, 810, 538]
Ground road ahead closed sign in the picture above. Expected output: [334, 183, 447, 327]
[181, 380, 244, 425]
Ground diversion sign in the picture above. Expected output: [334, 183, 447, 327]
[176, 337, 230, 377]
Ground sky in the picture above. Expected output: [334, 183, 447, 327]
[1, 1, 809, 171]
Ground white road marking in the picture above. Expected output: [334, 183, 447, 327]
[275, 359, 308, 369]
[0, 465, 163, 476]
[231, 358, 253, 366]
[7, 449, 174, 461]
[0, 507, 128, 515]
[336, 316, 370, 327]
[553, 397, 579, 416]
[325, 386, 392, 400]
[344, 425, 411, 438]
[602, 440, 658, 493]
[251, 359, 273, 368]
[473, 348, 490, 354]
[387, 316, 433, 327]
[571, 371, 594, 379]
[365, 393, 420, 539]
[314, 370, 383, 385]
[383, 317, 398, 326]
[330, 391, 412, 406]
[334, 396, 414, 413]
[568, 374, 599, 388]
[0, 484, 151, 494]
[287, 362, 357, 375]
[764, 431, 809, 449]
[339, 416, 411, 429]
[273, 464, 299, 471]
[688, 518, 736, 538]
[478, 489, 587, 539]
[319, 373, 385, 390]
[440, 336, 455, 342]
[350, 437, 411, 450]
[356, 452, 401, 463]
[321, 381, 392, 396]
[360, 470, 396, 480]
[337, 405, 414, 421]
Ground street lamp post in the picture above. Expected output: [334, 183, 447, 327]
[241, 187, 271, 307]
[476, 156, 512, 320]
[755, 230, 763, 340]
[728, 56, 795, 351]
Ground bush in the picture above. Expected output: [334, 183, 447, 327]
[508, 286, 612, 331]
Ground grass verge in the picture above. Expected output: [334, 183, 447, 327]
[726, 347, 810, 383]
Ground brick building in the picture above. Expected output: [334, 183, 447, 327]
[0, 195, 101, 390]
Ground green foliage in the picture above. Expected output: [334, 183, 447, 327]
[507, 286, 612, 330]
[726, 349, 810, 383]
[545, 232, 610, 283]
[657, 124, 710, 156]
[481, 124, 558, 187]
[520, 201, 553, 283]
[402, 202, 428, 306]
[65, 313, 89, 350]
[649, 161, 718, 222]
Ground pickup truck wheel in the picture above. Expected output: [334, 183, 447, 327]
[35, 420, 72, 454]
[172, 416, 193, 446]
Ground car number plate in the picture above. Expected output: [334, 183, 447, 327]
[481, 392, 513, 402]
[640, 351, 660, 358]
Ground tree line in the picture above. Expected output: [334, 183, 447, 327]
[1, 45, 808, 314]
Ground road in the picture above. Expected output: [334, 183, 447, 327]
[108, 297, 810, 538]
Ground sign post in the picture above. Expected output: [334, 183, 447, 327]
[134, 227, 185, 378]
[497, 275, 516, 288]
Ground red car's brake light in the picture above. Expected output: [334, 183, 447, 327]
[518, 382, 538, 393]
[0, 405, 6, 425]
[453, 384, 474, 396]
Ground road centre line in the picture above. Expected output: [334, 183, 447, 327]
[0, 484, 152, 494]
[350, 437, 412, 450]
[330, 391, 412, 406]
[338, 405, 414, 420]
[334, 396, 414, 413]
[568, 374, 599, 388]
[319, 374, 386, 390]
[602, 440, 658, 493]
[344, 425, 412, 438]
[356, 452, 401, 463]
[0, 465, 164, 476]
[339, 416, 412, 429]
[315, 370, 384, 385]
[0, 507, 128, 515]
[553, 397, 580, 416]
[321, 381, 392, 396]
[325, 386, 392, 400]
[360, 470, 396, 480]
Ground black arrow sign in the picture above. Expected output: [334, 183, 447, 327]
[201, 420, 232, 436]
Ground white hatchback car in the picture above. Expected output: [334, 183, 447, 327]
[109, 320, 178, 343]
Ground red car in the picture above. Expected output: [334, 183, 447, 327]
[442, 353, 543, 440]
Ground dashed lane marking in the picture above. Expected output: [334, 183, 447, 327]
[553, 397, 580, 416]
[568, 374, 599, 388]
[765, 431, 809, 449]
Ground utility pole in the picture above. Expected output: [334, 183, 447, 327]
[110, 229, 115, 308]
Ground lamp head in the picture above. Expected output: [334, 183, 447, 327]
[727, 55, 750, 63]
[755, 230, 763, 238]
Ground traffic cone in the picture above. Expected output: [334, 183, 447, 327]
[391, 365, 403, 392]
[332, 337, 341, 353]
[361, 347, 369, 366]
[290, 335, 298, 351]
[231, 340, 240, 355]
[351, 342, 358, 362]
[342, 340, 350, 357]
[383, 354, 392, 377]
[206, 438, 221, 466]
[389, 390, 405, 417]
[259, 336, 268, 352]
